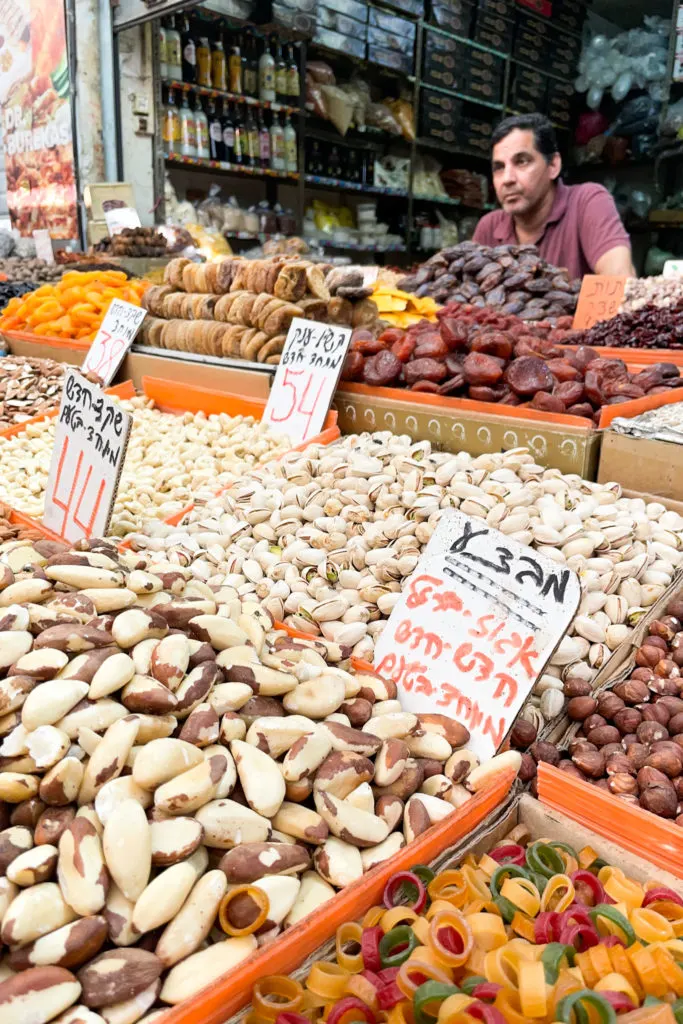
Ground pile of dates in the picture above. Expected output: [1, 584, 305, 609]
[581, 301, 683, 350]
[555, 594, 683, 825]
[342, 302, 683, 421]
[396, 242, 581, 319]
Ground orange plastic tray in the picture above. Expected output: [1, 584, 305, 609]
[565, 343, 683, 368]
[155, 769, 516, 1024]
[1, 327, 92, 351]
[599, 385, 683, 429]
[537, 762, 683, 878]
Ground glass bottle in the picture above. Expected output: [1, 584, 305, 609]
[275, 39, 287, 104]
[270, 112, 285, 171]
[166, 17, 182, 81]
[163, 87, 181, 155]
[180, 15, 196, 85]
[197, 35, 211, 88]
[222, 101, 235, 163]
[211, 35, 226, 91]
[243, 32, 258, 97]
[258, 111, 271, 169]
[327, 145, 342, 179]
[246, 105, 259, 169]
[233, 104, 246, 166]
[229, 33, 242, 95]
[208, 99, 224, 161]
[195, 98, 210, 159]
[179, 92, 197, 157]
[259, 36, 275, 103]
[158, 19, 168, 82]
[286, 44, 300, 102]
[283, 113, 297, 173]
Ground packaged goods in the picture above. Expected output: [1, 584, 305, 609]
[243, 829, 683, 1022]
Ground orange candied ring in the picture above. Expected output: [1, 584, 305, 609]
[252, 976, 304, 1020]
[428, 907, 473, 968]
[336, 922, 364, 973]
[218, 885, 270, 937]
[428, 870, 468, 908]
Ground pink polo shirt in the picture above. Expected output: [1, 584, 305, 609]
[472, 181, 631, 279]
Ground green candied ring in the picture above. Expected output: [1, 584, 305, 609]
[378, 925, 419, 968]
[549, 841, 579, 866]
[541, 943, 575, 985]
[671, 996, 683, 1023]
[588, 904, 636, 947]
[411, 865, 436, 887]
[490, 864, 533, 923]
[459, 976, 487, 995]
[413, 981, 462, 1024]
[525, 841, 565, 879]
[555, 990, 617, 1024]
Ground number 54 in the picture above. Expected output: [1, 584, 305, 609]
[271, 368, 325, 438]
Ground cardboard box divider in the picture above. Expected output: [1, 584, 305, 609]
[598, 390, 683, 501]
[228, 792, 683, 1024]
[146, 771, 517, 1024]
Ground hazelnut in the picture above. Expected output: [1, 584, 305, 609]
[529, 741, 560, 766]
[608, 773, 638, 796]
[673, 647, 683, 668]
[649, 677, 681, 697]
[584, 714, 606, 734]
[665, 599, 683, 621]
[675, 814, 683, 828]
[674, 777, 683, 800]
[655, 659, 681, 680]
[572, 749, 606, 779]
[673, 631, 683, 650]
[661, 614, 681, 634]
[659, 697, 683, 716]
[640, 784, 678, 818]
[567, 696, 597, 722]
[597, 693, 625, 719]
[569, 738, 597, 755]
[594, 779, 611, 791]
[601, 742, 623, 759]
[510, 720, 537, 750]
[647, 748, 683, 778]
[632, 668, 656, 684]
[563, 678, 592, 698]
[613, 708, 642, 735]
[637, 720, 670, 745]
[674, 735, 683, 753]
[614, 679, 650, 704]
[637, 766, 669, 790]
[622, 734, 639, 748]
[518, 753, 537, 783]
[558, 760, 585, 779]
[645, 634, 670, 651]
[586, 725, 621, 747]
[636, 646, 666, 669]
[640, 704, 670, 726]
[669, 712, 683, 734]
[625, 743, 650, 772]
[606, 752, 635, 776]
[649, 620, 677, 643]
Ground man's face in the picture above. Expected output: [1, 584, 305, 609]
[491, 128, 561, 215]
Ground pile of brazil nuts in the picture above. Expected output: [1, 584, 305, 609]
[555, 589, 683, 825]
[0, 357, 67, 431]
[0, 537, 520, 1022]
[0, 395, 292, 536]
[126, 433, 683, 737]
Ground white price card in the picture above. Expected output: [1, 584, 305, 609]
[104, 207, 142, 236]
[32, 230, 54, 264]
[663, 260, 683, 279]
[262, 317, 352, 445]
[43, 370, 132, 544]
[373, 511, 581, 760]
[81, 298, 146, 385]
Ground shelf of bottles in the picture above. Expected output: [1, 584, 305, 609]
[161, 15, 301, 175]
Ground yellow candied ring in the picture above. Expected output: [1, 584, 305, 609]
[518, 960, 547, 1018]
[218, 885, 270, 937]
[477, 853, 499, 879]
[579, 845, 600, 869]
[428, 870, 468, 908]
[307, 962, 350, 1001]
[647, 901, 683, 938]
[628, 943, 670, 999]
[252, 977, 304, 1020]
[541, 874, 575, 913]
[484, 945, 520, 990]
[396, 950, 453, 1000]
[336, 922, 364, 973]
[461, 865, 491, 903]
[467, 912, 508, 951]
[345, 973, 380, 1011]
[436, 993, 477, 1023]
[387, 1003, 413, 1024]
[362, 905, 385, 928]
[382, 907, 420, 932]
[428, 907, 474, 968]
[492, 989, 533, 1024]
[595, 972, 639, 1006]
[598, 866, 644, 910]
[631, 907, 676, 943]
[511, 911, 536, 943]
[607, 944, 643, 1000]
[464, 899, 500, 916]
[651, 946, 683, 998]
[500, 877, 540, 917]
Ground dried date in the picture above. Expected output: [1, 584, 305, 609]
[413, 337, 449, 360]
[546, 358, 581, 383]
[341, 350, 365, 382]
[504, 355, 554, 396]
[530, 392, 566, 413]
[403, 358, 449, 386]
[462, 352, 505, 386]
[470, 332, 513, 361]
[554, 381, 585, 406]
[362, 350, 402, 387]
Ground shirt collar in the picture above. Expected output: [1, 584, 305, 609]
[492, 180, 568, 240]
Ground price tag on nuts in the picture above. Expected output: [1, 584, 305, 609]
[32, 229, 54, 264]
[43, 370, 132, 543]
[373, 511, 581, 759]
[262, 317, 352, 445]
[82, 298, 146, 386]
[572, 275, 627, 331]
[104, 206, 142, 236]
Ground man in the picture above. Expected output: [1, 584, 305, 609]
[473, 113, 635, 279]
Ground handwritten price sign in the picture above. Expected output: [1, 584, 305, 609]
[43, 370, 132, 543]
[32, 230, 54, 264]
[572, 275, 627, 331]
[104, 207, 142, 236]
[82, 298, 146, 386]
[373, 511, 580, 759]
[262, 317, 352, 444]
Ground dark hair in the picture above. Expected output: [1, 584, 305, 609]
[491, 114, 558, 162]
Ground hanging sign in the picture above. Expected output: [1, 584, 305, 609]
[373, 511, 580, 759]
[572, 275, 627, 331]
[262, 317, 352, 444]
[81, 298, 146, 385]
[43, 370, 132, 543]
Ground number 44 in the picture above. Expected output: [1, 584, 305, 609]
[270, 368, 325, 439]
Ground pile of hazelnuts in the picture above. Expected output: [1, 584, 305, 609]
[512, 595, 683, 823]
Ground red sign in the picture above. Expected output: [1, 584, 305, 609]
[572, 275, 627, 331]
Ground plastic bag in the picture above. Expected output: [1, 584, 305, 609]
[320, 85, 355, 135]
[365, 101, 402, 135]
[306, 73, 328, 120]
[389, 98, 415, 141]
[306, 61, 335, 85]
